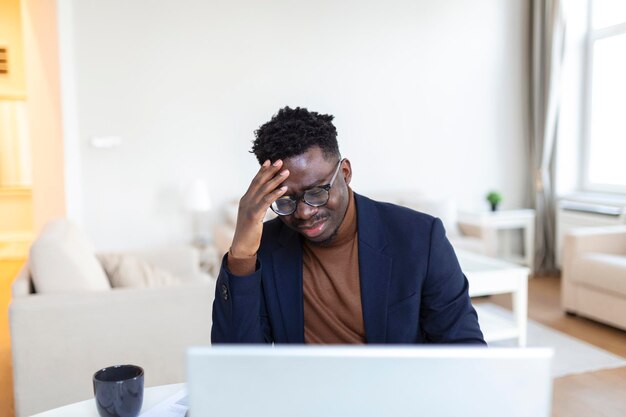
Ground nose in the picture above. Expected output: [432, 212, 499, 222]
[293, 200, 317, 220]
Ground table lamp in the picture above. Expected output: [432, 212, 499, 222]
[185, 178, 212, 246]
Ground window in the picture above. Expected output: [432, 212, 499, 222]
[582, 0, 626, 193]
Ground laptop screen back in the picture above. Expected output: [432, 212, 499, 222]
[187, 346, 552, 417]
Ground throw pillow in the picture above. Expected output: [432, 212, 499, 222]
[97, 253, 183, 288]
[29, 220, 111, 294]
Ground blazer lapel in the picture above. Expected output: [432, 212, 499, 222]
[355, 194, 393, 343]
[272, 225, 304, 343]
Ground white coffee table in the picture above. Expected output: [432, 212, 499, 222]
[31, 383, 185, 417]
[457, 250, 529, 346]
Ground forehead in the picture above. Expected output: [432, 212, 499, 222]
[281, 147, 336, 192]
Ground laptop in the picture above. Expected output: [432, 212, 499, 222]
[187, 346, 553, 417]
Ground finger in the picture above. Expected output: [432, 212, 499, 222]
[249, 160, 271, 187]
[258, 169, 290, 196]
[249, 159, 284, 189]
[261, 185, 288, 207]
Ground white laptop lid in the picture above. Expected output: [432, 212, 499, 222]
[187, 346, 553, 417]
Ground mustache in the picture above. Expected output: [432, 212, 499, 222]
[294, 215, 327, 228]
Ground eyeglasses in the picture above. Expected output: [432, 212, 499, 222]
[271, 158, 344, 216]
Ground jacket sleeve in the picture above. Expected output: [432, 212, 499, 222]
[211, 255, 273, 343]
[420, 218, 486, 345]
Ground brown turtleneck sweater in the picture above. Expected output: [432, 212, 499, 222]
[227, 188, 365, 344]
[302, 188, 364, 343]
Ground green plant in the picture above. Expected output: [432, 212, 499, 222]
[486, 191, 502, 205]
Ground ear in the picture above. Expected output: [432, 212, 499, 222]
[341, 159, 352, 186]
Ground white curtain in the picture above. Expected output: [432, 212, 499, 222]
[530, 0, 566, 274]
[0, 99, 32, 187]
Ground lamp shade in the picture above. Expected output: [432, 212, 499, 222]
[185, 179, 212, 211]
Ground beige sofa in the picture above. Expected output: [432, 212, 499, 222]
[561, 225, 626, 330]
[9, 220, 216, 416]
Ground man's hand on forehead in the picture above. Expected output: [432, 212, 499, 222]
[230, 159, 290, 259]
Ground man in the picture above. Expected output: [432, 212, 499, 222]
[212, 106, 485, 344]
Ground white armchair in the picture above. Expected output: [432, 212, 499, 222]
[561, 225, 626, 330]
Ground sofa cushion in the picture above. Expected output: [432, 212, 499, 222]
[97, 253, 183, 288]
[573, 253, 626, 297]
[29, 220, 111, 294]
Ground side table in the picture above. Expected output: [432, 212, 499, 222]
[458, 209, 536, 271]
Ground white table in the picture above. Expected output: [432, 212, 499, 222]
[32, 383, 185, 417]
[459, 209, 536, 271]
[457, 250, 529, 346]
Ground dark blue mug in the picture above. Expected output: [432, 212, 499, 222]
[93, 365, 144, 417]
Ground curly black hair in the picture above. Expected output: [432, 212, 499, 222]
[251, 106, 340, 164]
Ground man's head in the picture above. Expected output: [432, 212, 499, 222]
[251, 107, 352, 245]
[251, 106, 340, 164]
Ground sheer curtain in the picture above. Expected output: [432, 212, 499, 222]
[529, 0, 566, 274]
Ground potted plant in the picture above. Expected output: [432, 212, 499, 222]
[486, 191, 502, 212]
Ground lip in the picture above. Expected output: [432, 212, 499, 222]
[298, 220, 327, 238]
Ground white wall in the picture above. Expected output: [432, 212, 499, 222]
[61, 0, 530, 250]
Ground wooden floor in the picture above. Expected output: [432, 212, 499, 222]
[479, 275, 626, 417]
[0, 259, 22, 417]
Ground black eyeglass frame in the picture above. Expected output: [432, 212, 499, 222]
[270, 158, 345, 216]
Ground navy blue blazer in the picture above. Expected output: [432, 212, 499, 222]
[211, 193, 485, 344]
